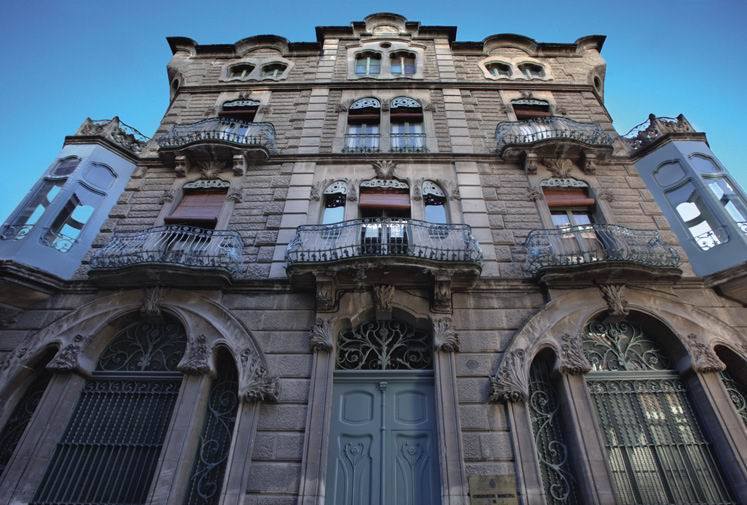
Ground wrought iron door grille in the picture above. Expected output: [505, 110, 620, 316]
[32, 376, 181, 505]
[587, 373, 734, 505]
[337, 320, 432, 370]
[528, 357, 580, 505]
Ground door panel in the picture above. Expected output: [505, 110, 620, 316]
[327, 376, 439, 505]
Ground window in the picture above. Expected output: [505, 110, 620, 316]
[715, 346, 747, 427]
[512, 99, 551, 120]
[706, 178, 747, 233]
[666, 182, 726, 250]
[519, 63, 545, 79]
[390, 96, 425, 152]
[42, 189, 95, 252]
[3, 180, 64, 240]
[390, 51, 416, 75]
[322, 181, 347, 224]
[228, 64, 255, 80]
[220, 97, 260, 121]
[544, 184, 603, 263]
[166, 181, 229, 229]
[423, 181, 447, 224]
[51, 156, 80, 177]
[345, 98, 381, 152]
[260, 63, 287, 79]
[355, 52, 381, 76]
[583, 315, 733, 505]
[486, 62, 512, 78]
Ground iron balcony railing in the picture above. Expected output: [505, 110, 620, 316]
[157, 117, 276, 152]
[90, 225, 244, 275]
[286, 218, 482, 265]
[622, 114, 696, 153]
[525, 224, 680, 275]
[343, 133, 380, 153]
[391, 132, 428, 153]
[495, 116, 614, 154]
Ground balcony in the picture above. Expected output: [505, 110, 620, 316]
[525, 224, 681, 284]
[622, 114, 704, 156]
[343, 133, 380, 153]
[89, 225, 244, 288]
[495, 116, 614, 162]
[391, 132, 428, 153]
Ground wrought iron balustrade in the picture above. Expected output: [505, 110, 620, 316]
[157, 118, 276, 152]
[390, 132, 427, 153]
[622, 114, 696, 153]
[41, 229, 78, 253]
[286, 218, 482, 265]
[495, 116, 614, 154]
[342, 134, 380, 153]
[524, 224, 680, 275]
[0, 224, 34, 241]
[90, 225, 244, 275]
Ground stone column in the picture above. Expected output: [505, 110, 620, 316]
[220, 401, 262, 505]
[505, 401, 544, 505]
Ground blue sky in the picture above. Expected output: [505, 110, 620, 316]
[1, 0, 746, 220]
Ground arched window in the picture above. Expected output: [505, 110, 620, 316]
[486, 62, 512, 78]
[322, 181, 347, 224]
[228, 63, 255, 80]
[0, 349, 55, 479]
[260, 63, 287, 79]
[519, 63, 545, 79]
[33, 316, 187, 505]
[583, 314, 733, 505]
[390, 51, 416, 76]
[422, 181, 447, 224]
[528, 350, 581, 505]
[715, 346, 747, 426]
[345, 98, 381, 153]
[390, 97, 425, 152]
[354, 52, 381, 76]
[183, 349, 239, 505]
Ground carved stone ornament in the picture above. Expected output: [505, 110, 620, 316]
[580, 155, 596, 175]
[373, 285, 395, 311]
[600, 284, 629, 319]
[199, 160, 227, 179]
[372, 160, 397, 179]
[159, 189, 175, 204]
[47, 334, 88, 372]
[433, 318, 459, 352]
[240, 349, 279, 402]
[232, 154, 247, 176]
[175, 155, 190, 178]
[490, 349, 528, 403]
[412, 178, 424, 201]
[178, 334, 211, 375]
[335, 103, 348, 113]
[558, 332, 592, 375]
[432, 278, 452, 314]
[445, 180, 461, 200]
[226, 191, 243, 203]
[543, 158, 574, 178]
[522, 151, 538, 175]
[309, 318, 333, 353]
[597, 189, 615, 202]
[316, 277, 337, 312]
[310, 180, 323, 201]
[141, 287, 162, 318]
[686, 333, 726, 373]
[527, 186, 543, 201]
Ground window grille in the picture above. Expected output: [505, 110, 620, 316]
[720, 370, 747, 426]
[32, 318, 187, 505]
[583, 318, 734, 505]
[183, 354, 238, 505]
[0, 367, 53, 478]
[527, 354, 580, 505]
[336, 320, 432, 370]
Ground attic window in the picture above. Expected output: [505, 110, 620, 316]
[229, 64, 255, 80]
[261, 63, 287, 79]
[519, 63, 545, 79]
[486, 62, 512, 78]
[512, 98, 551, 120]
[390, 52, 416, 76]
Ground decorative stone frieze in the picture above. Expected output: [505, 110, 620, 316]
[240, 349, 279, 402]
[543, 158, 574, 178]
[433, 318, 459, 352]
[490, 349, 528, 403]
[178, 334, 211, 375]
[686, 333, 726, 373]
[309, 318, 333, 352]
[141, 287, 162, 317]
[558, 332, 592, 375]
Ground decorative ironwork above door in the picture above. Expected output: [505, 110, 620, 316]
[337, 320, 432, 370]
[97, 317, 188, 372]
[583, 319, 671, 371]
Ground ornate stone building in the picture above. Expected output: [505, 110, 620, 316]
[1, 12, 746, 505]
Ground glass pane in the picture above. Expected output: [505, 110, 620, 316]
[425, 203, 447, 224]
[355, 60, 367, 75]
[45, 193, 96, 252]
[571, 212, 592, 226]
[654, 161, 686, 187]
[691, 155, 721, 174]
[391, 60, 402, 74]
[707, 178, 747, 231]
[7, 181, 64, 239]
[666, 182, 726, 250]
[551, 212, 571, 228]
[369, 59, 380, 74]
[323, 206, 344, 224]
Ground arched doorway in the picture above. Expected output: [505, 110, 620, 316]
[32, 315, 187, 505]
[325, 319, 440, 505]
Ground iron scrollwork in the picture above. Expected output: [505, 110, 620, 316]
[583, 319, 671, 372]
[336, 320, 432, 370]
[720, 370, 747, 426]
[97, 318, 188, 372]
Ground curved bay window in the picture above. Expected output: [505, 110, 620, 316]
[583, 314, 733, 505]
[528, 350, 580, 505]
[0, 350, 55, 479]
[390, 96, 425, 153]
[354, 52, 381, 76]
[345, 98, 380, 153]
[390, 51, 416, 76]
[32, 316, 187, 505]
[183, 349, 239, 505]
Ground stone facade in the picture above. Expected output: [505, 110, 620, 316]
[0, 12, 746, 505]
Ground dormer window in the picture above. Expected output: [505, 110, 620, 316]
[512, 98, 551, 120]
[355, 52, 381, 76]
[486, 62, 512, 78]
[519, 63, 545, 79]
[228, 64, 255, 80]
[261, 63, 287, 79]
[390, 52, 416, 76]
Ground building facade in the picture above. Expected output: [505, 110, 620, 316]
[1, 12, 746, 505]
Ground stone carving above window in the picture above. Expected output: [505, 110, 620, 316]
[490, 349, 528, 402]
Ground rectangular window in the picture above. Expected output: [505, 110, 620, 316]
[44, 194, 94, 252]
[165, 192, 226, 229]
[666, 182, 726, 250]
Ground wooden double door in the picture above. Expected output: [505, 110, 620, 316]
[325, 371, 440, 505]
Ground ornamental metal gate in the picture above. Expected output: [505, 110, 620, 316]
[325, 320, 441, 505]
[32, 317, 186, 505]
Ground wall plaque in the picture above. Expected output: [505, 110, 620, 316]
[468, 474, 518, 505]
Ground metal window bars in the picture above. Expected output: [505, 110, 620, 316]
[157, 117, 277, 152]
[495, 116, 614, 155]
[342, 133, 380, 153]
[390, 132, 427, 153]
[90, 225, 244, 276]
[286, 218, 482, 265]
[524, 224, 680, 275]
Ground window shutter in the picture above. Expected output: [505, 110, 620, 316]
[165, 192, 225, 226]
[543, 188, 595, 208]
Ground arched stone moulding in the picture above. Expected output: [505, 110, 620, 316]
[0, 288, 278, 403]
[490, 286, 743, 402]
